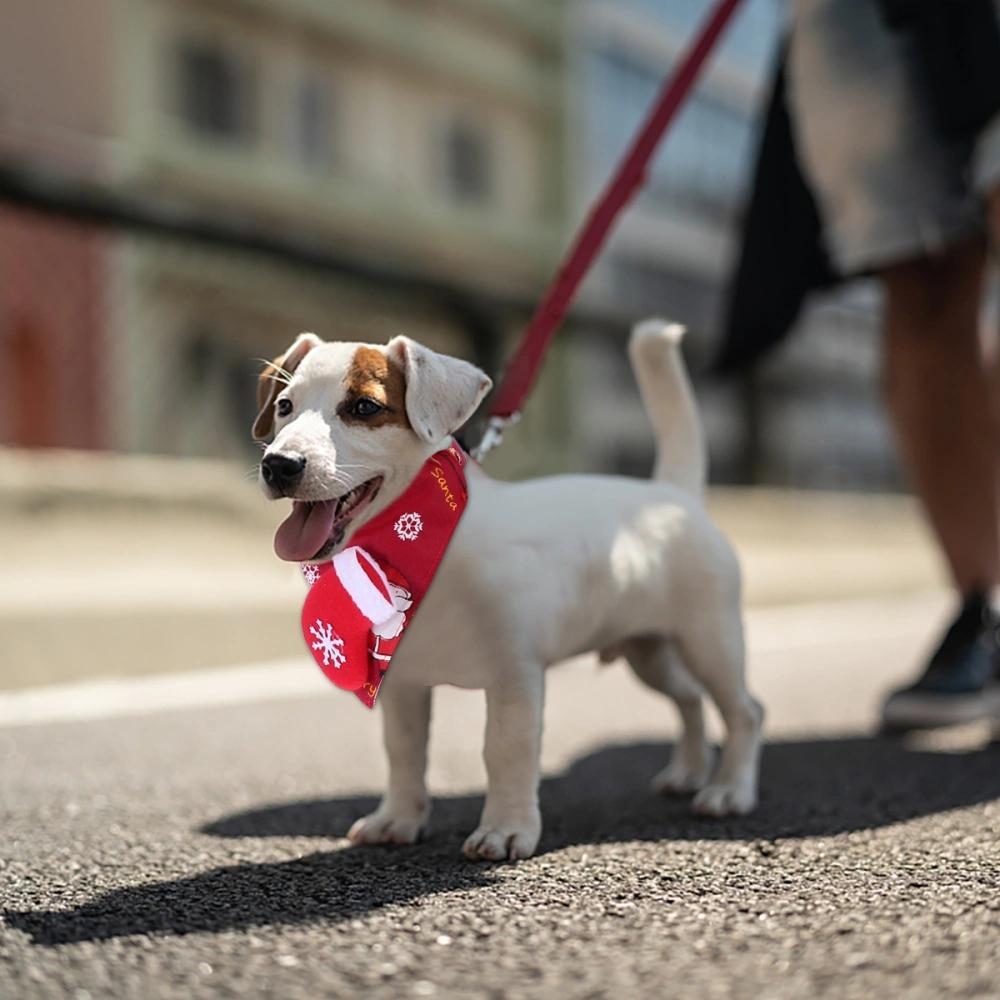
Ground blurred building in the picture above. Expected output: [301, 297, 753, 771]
[0, 0, 901, 490]
[0, 0, 566, 461]
[0, 0, 114, 450]
[563, 0, 898, 489]
[750, 281, 899, 491]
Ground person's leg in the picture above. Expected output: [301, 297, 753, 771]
[881, 236, 998, 595]
[879, 235, 1000, 729]
[989, 188, 1000, 267]
[987, 188, 1000, 431]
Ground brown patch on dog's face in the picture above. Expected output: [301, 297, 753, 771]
[252, 333, 321, 441]
[340, 346, 412, 429]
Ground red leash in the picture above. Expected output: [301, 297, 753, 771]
[474, 0, 747, 459]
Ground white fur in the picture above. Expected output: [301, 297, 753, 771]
[258, 323, 763, 860]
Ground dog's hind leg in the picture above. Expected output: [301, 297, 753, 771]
[624, 637, 714, 796]
[674, 619, 763, 817]
[347, 680, 432, 845]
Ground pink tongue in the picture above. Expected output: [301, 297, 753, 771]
[274, 500, 339, 562]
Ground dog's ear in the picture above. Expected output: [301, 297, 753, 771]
[252, 332, 322, 441]
[387, 336, 492, 444]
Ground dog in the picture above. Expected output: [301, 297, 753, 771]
[253, 320, 763, 860]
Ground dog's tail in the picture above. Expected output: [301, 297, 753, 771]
[628, 319, 706, 496]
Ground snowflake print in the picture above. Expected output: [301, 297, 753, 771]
[302, 564, 321, 587]
[309, 619, 346, 669]
[394, 511, 423, 541]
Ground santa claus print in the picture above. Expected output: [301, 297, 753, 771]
[369, 563, 413, 663]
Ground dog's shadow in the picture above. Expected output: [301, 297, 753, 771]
[201, 734, 1000, 845]
[8, 735, 1000, 945]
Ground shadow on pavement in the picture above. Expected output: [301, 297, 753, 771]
[6, 841, 497, 947]
[205, 735, 1000, 845]
[8, 735, 1000, 945]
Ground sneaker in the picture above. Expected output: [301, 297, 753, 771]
[881, 592, 1000, 731]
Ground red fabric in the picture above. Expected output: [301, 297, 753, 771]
[487, 0, 745, 421]
[300, 441, 469, 708]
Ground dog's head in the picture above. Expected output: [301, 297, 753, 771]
[253, 333, 491, 562]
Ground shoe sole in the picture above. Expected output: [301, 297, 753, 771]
[881, 684, 1000, 731]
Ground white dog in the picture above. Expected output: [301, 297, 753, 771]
[254, 321, 763, 860]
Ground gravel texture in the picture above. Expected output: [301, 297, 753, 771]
[4, 609, 1000, 999]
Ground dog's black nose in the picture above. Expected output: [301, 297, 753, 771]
[261, 454, 306, 491]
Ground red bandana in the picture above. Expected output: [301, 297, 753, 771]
[300, 441, 469, 708]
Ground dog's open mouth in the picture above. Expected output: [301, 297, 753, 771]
[273, 477, 383, 562]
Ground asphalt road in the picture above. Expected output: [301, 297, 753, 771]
[4, 590, 1000, 1000]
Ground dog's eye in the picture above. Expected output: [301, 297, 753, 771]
[276, 398, 293, 418]
[348, 398, 384, 418]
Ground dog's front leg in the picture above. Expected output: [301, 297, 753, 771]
[347, 681, 431, 846]
[463, 668, 544, 861]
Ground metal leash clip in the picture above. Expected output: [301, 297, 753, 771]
[472, 412, 521, 462]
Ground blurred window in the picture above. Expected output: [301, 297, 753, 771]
[443, 117, 492, 204]
[295, 75, 335, 169]
[177, 39, 255, 143]
[647, 93, 752, 223]
[616, 0, 783, 70]
[587, 49, 753, 225]
[177, 325, 251, 457]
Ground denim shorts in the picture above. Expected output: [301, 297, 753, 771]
[787, 0, 1000, 273]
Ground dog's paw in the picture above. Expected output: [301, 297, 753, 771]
[651, 747, 714, 797]
[347, 805, 428, 846]
[461, 816, 541, 861]
[691, 781, 756, 817]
